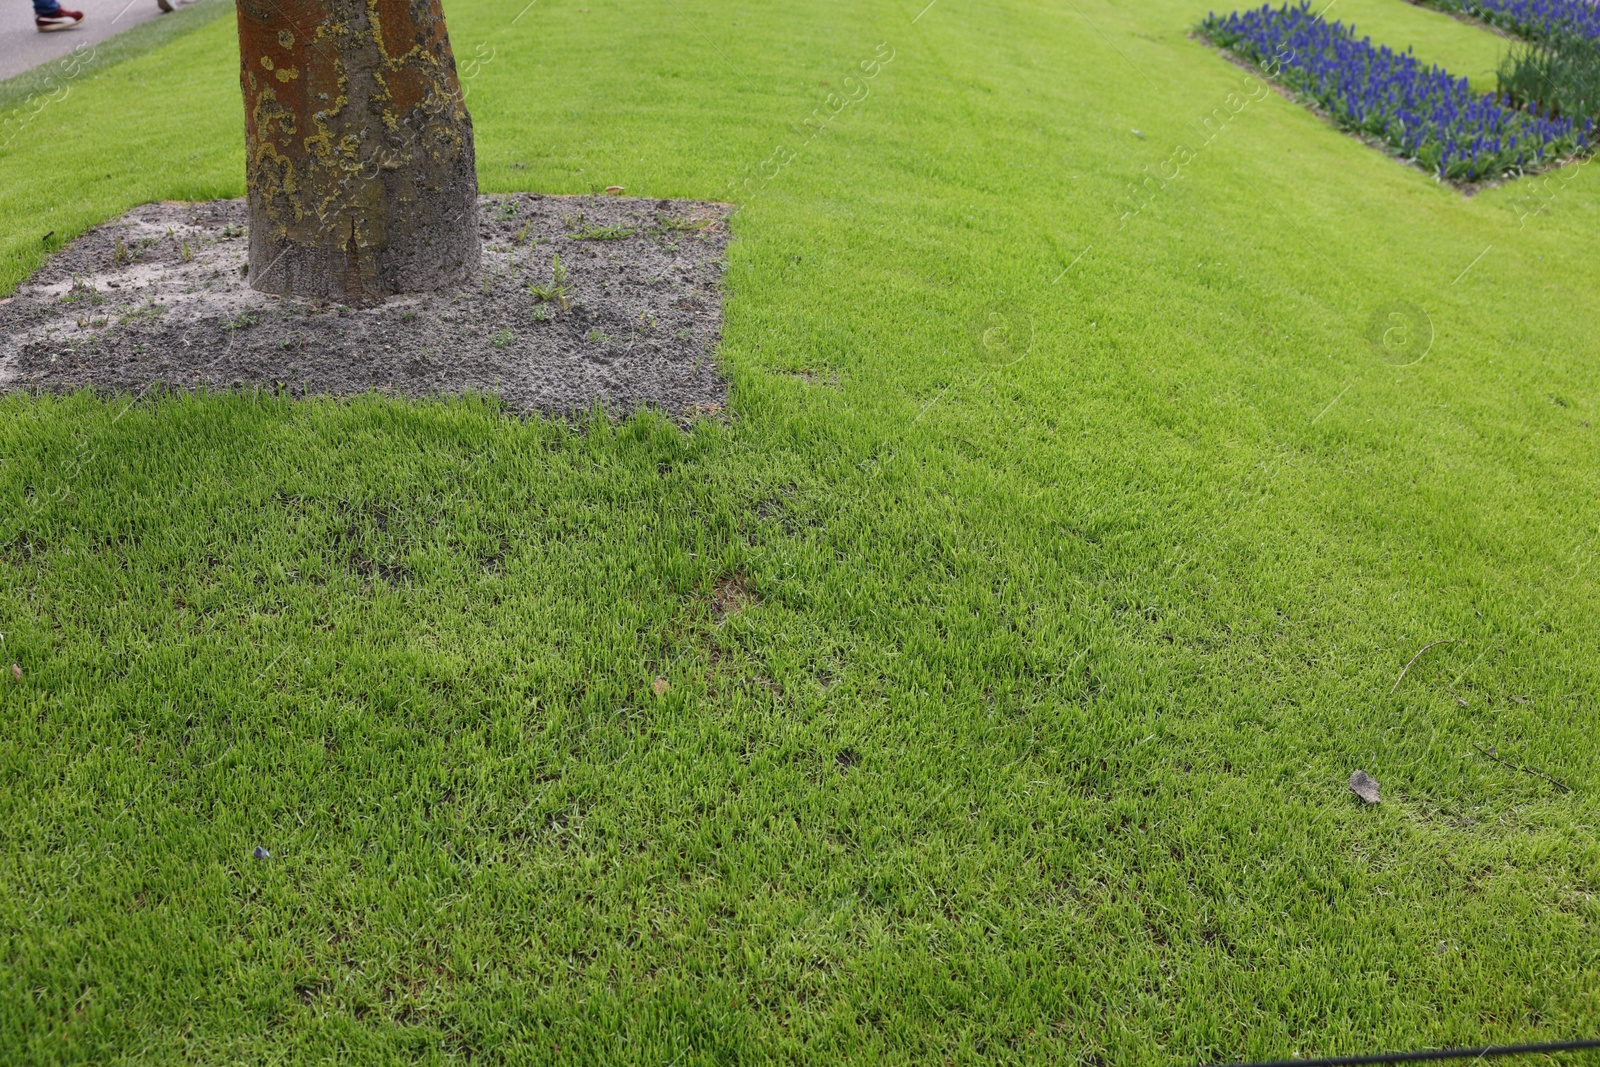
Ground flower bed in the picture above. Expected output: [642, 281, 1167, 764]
[1200, 2, 1592, 180]
[1425, 0, 1600, 45]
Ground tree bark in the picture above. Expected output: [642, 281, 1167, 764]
[235, 0, 480, 304]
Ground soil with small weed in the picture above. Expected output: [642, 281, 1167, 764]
[0, 194, 732, 417]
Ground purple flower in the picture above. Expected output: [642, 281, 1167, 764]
[1443, 0, 1600, 44]
[1200, 2, 1589, 179]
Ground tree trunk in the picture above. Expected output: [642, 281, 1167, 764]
[234, 0, 480, 304]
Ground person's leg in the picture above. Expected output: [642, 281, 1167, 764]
[34, 0, 61, 14]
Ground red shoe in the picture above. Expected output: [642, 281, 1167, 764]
[36, 7, 84, 29]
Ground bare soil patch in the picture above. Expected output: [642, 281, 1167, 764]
[0, 194, 732, 417]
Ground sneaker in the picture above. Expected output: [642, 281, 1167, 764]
[35, 7, 84, 29]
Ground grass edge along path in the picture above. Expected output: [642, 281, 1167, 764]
[0, 0, 231, 120]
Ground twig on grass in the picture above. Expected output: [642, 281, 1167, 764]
[1473, 743, 1572, 793]
[1389, 639, 1456, 695]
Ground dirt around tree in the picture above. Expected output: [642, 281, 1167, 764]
[0, 194, 732, 418]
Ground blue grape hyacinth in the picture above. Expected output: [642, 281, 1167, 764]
[1200, 2, 1591, 180]
[1437, 0, 1600, 44]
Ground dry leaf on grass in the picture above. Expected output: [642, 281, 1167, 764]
[1349, 770, 1381, 804]
[652, 677, 671, 697]
[9, 664, 20, 681]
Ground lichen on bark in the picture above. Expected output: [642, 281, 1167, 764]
[235, 0, 479, 304]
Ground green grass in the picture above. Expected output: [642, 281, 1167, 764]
[1323, 0, 1512, 91]
[3, 0, 1599, 1063]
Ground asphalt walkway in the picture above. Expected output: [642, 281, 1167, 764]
[1, 0, 172, 83]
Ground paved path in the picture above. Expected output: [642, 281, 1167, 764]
[1, 0, 172, 83]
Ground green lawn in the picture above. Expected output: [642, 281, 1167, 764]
[1324, 0, 1511, 90]
[3, 0, 1598, 1063]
